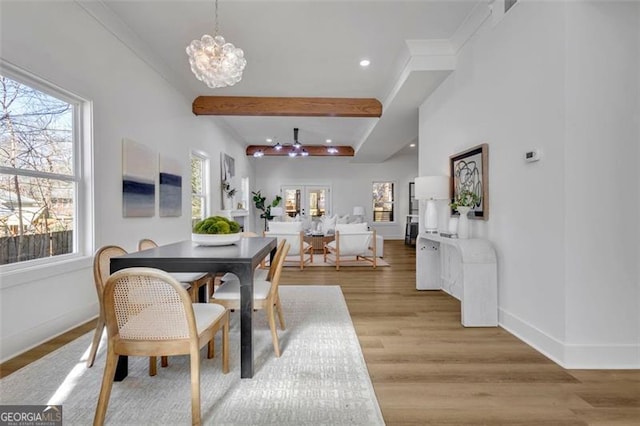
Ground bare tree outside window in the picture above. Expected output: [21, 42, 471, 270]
[0, 75, 77, 265]
[372, 182, 394, 222]
[191, 153, 208, 227]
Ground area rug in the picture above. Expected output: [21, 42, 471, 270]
[285, 257, 390, 268]
[0, 286, 384, 425]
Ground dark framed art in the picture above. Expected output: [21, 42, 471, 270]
[449, 143, 489, 220]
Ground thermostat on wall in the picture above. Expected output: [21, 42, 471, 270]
[524, 149, 541, 163]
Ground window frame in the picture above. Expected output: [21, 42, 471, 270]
[371, 180, 396, 224]
[0, 60, 93, 274]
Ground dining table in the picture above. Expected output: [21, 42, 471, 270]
[110, 236, 277, 379]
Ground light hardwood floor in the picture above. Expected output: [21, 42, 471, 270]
[1, 241, 638, 425]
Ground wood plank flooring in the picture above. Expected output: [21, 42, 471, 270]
[2, 241, 638, 425]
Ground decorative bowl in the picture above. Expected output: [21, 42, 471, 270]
[191, 233, 241, 246]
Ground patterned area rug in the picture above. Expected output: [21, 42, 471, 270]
[0, 286, 384, 425]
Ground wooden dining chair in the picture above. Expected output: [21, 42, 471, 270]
[88, 245, 163, 376]
[94, 267, 229, 426]
[210, 242, 290, 357]
[138, 239, 213, 303]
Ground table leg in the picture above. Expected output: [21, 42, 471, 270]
[114, 355, 128, 381]
[237, 267, 254, 378]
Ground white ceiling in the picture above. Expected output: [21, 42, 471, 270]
[86, 0, 485, 162]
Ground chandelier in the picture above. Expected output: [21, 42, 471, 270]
[186, 0, 246, 89]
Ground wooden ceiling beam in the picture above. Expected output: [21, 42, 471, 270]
[193, 96, 382, 117]
[246, 145, 354, 157]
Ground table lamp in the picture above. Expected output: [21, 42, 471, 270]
[352, 206, 365, 221]
[414, 176, 449, 233]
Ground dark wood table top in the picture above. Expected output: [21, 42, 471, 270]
[111, 237, 276, 274]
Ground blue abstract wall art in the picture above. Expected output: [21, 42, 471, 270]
[122, 138, 155, 217]
[159, 155, 182, 217]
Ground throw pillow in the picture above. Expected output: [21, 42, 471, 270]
[320, 214, 337, 234]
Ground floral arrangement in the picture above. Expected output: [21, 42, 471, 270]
[450, 190, 480, 210]
[222, 180, 237, 199]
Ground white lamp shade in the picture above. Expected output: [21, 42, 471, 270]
[270, 207, 284, 217]
[352, 206, 365, 216]
[414, 176, 449, 200]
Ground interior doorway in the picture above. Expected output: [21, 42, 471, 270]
[281, 185, 331, 219]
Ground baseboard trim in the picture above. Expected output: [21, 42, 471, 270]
[499, 307, 640, 369]
[0, 303, 98, 363]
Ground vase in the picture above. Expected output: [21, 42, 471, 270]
[456, 206, 471, 239]
[223, 196, 234, 211]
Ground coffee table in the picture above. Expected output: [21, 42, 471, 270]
[304, 233, 335, 253]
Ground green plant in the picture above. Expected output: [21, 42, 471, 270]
[450, 190, 480, 210]
[252, 190, 282, 229]
[193, 216, 241, 234]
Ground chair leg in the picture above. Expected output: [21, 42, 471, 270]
[93, 347, 118, 426]
[86, 315, 105, 368]
[267, 303, 281, 357]
[275, 296, 286, 330]
[149, 357, 157, 376]
[189, 349, 201, 426]
[222, 312, 230, 373]
[161, 356, 169, 367]
[207, 339, 214, 359]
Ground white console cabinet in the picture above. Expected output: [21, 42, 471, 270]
[416, 233, 498, 327]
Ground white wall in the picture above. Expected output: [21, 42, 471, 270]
[563, 1, 639, 367]
[419, 0, 639, 368]
[251, 154, 418, 238]
[0, 2, 251, 361]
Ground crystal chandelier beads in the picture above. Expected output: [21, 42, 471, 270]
[186, 1, 246, 88]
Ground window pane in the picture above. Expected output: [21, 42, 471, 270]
[191, 157, 203, 195]
[0, 174, 74, 264]
[1, 73, 78, 266]
[372, 182, 394, 222]
[0, 76, 74, 176]
[192, 196, 203, 223]
[284, 189, 300, 217]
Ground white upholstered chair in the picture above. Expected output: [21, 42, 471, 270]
[94, 267, 229, 426]
[264, 222, 312, 269]
[210, 242, 290, 357]
[323, 223, 377, 270]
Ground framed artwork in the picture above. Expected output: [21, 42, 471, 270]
[159, 154, 182, 217]
[221, 152, 235, 182]
[449, 143, 489, 220]
[122, 138, 155, 217]
[221, 153, 236, 210]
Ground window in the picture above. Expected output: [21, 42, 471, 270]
[372, 182, 395, 223]
[0, 65, 89, 267]
[190, 152, 209, 226]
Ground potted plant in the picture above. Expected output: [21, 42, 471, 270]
[450, 190, 480, 212]
[450, 190, 480, 239]
[252, 190, 282, 231]
[222, 180, 237, 210]
[192, 215, 242, 245]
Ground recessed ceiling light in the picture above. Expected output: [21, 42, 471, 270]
[359, 59, 370, 67]
[266, 138, 273, 143]
[409, 143, 416, 148]
[326, 139, 332, 144]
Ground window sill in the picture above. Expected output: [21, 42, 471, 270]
[0, 255, 92, 289]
